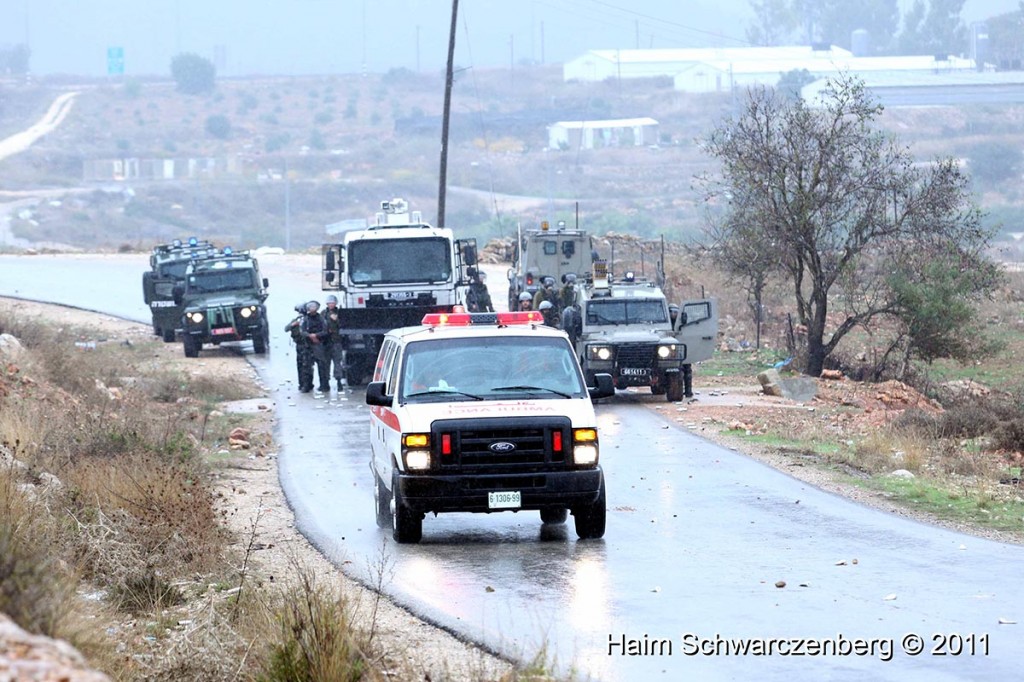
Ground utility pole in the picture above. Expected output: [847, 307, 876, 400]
[437, 0, 458, 228]
[284, 158, 291, 251]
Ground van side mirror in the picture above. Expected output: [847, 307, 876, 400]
[464, 244, 478, 266]
[365, 381, 392, 406]
[262, 278, 269, 288]
[588, 373, 614, 400]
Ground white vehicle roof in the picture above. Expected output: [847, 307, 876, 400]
[387, 312, 568, 343]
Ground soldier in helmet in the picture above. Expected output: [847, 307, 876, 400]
[284, 302, 311, 391]
[323, 294, 346, 391]
[532, 276, 559, 311]
[538, 299, 559, 327]
[466, 266, 494, 313]
[517, 291, 534, 311]
[559, 273, 578, 310]
[284, 300, 330, 393]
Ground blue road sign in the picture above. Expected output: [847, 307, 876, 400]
[107, 47, 124, 75]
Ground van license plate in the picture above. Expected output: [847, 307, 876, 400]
[621, 367, 649, 376]
[488, 491, 521, 509]
[212, 327, 235, 336]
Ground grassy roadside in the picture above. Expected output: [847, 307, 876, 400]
[698, 349, 1024, 543]
[0, 303, 544, 681]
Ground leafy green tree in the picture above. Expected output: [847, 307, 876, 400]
[897, 0, 968, 55]
[170, 53, 216, 95]
[701, 75, 998, 376]
[882, 251, 1002, 378]
[204, 114, 231, 139]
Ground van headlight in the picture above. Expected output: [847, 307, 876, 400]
[588, 345, 613, 361]
[572, 444, 598, 466]
[572, 428, 599, 466]
[187, 311, 204, 324]
[402, 433, 431, 470]
[404, 450, 431, 470]
[240, 306, 255, 318]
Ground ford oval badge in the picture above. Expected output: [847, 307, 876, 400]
[489, 441, 516, 453]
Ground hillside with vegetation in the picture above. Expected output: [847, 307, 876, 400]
[2, 65, 1024, 255]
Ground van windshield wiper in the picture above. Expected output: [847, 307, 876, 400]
[491, 385, 573, 399]
[405, 389, 483, 401]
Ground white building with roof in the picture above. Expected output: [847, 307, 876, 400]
[564, 45, 981, 94]
[547, 118, 659, 150]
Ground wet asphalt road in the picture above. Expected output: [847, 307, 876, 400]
[2, 253, 1023, 681]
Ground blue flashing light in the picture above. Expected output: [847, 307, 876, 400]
[172, 239, 182, 247]
[188, 237, 199, 246]
[223, 246, 233, 255]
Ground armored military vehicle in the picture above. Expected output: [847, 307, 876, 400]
[321, 198, 477, 385]
[173, 248, 270, 358]
[562, 261, 717, 402]
[507, 221, 593, 311]
[142, 237, 218, 342]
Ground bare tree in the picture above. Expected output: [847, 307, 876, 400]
[701, 75, 997, 376]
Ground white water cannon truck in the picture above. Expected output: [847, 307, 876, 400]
[321, 198, 478, 385]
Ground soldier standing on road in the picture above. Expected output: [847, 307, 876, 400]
[284, 300, 330, 393]
[303, 300, 331, 393]
[284, 302, 313, 392]
[466, 267, 494, 313]
[323, 294, 346, 391]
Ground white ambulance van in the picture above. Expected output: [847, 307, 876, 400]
[366, 310, 615, 543]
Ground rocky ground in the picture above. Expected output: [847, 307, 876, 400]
[1, 297, 1020, 680]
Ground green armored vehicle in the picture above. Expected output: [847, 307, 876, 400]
[507, 221, 593, 311]
[142, 237, 218, 342]
[173, 248, 270, 358]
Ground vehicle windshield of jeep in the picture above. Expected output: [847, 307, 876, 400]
[586, 299, 668, 325]
[156, 261, 191, 279]
[186, 268, 257, 294]
[400, 336, 585, 402]
[350, 237, 450, 285]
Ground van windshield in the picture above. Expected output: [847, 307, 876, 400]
[187, 269, 256, 293]
[401, 336, 585, 402]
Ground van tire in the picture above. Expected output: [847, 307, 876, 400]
[162, 328, 176, 343]
[573, 475, 606, 539]
[374, 473, 392, 529]
[391, 474, 422, 543]
[252, 321, 269, 354]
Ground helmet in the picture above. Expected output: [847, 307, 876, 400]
[538, 300, 554, 310]
[543, 277, 555, 287]
[326, 295, 338, 304]
[564, 273, 577, 284]
[306, 300, 320, 313]
[518, 292, 533, 302]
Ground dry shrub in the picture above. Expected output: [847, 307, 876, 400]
[847, 428, 928, 474]
[992, 418, 1024, 453]
[254, 567, 372, 682]
[0, 464, 76, 637]
[67, 451, 223, 611]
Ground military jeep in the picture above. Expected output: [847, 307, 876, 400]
[173, 250, 270, 358]
[142, 237, 218, 342]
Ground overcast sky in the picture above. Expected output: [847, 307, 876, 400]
[1, 0, 1020, 77]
